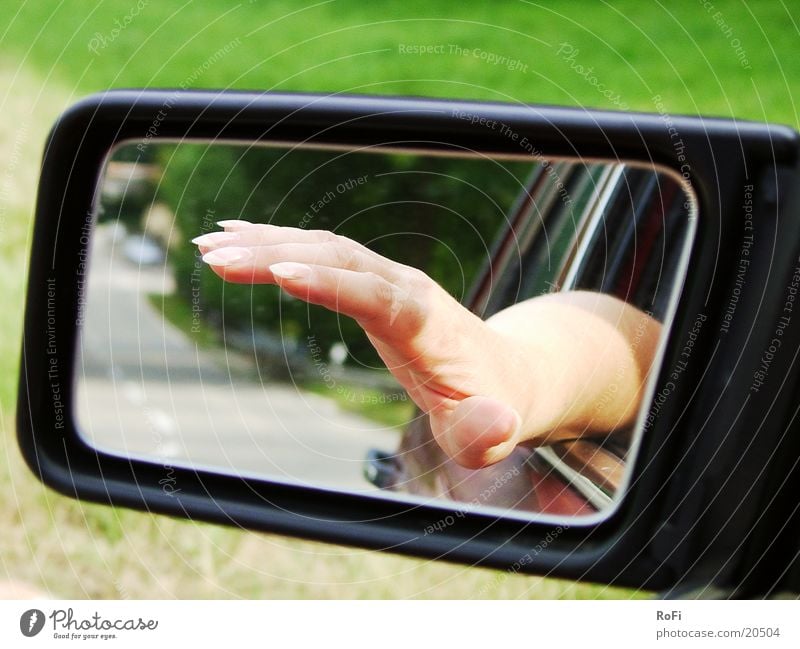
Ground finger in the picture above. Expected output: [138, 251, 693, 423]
[266, 261, 423, 336]
[194, 224, 345, 252]
[216, 219, 255, 231]
[431, 396, 521, 469]
[193, 226, 397, 275]
[200, 242, 396, 284]
[202, 223, 384, 262]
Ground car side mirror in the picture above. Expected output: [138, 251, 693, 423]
[19, 90, 800, 595]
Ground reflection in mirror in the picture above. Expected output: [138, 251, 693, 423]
[76, 141, 695, 518]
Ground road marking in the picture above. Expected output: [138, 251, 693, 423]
[120, 380, 181, 458]
[122, 381, 145, 406]
[148, 408, 178, 436]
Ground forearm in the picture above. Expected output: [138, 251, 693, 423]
[485, 291, 662, 445]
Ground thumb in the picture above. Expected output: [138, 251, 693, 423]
[431, 396, 522, 469]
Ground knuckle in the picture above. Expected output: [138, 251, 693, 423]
[370, 274, 396, 308]
[319, 230, 341, 244]
[403, 273, 439, 333]
[405, 266, 430, 289]
[406, 268, 436, 306]
[324, 242, 362, 271]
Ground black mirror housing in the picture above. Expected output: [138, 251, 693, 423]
[19, 90, 800, 594]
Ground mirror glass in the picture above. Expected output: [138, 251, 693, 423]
[76, 140, 695, 518]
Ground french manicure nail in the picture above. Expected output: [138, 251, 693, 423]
[269, 262, 311, 280]
[201, 247, 253, 266]
[216, 219, 252, 229]
[191, 232, 239, 247]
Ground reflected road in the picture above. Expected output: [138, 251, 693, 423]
[76, 225, 401, 491]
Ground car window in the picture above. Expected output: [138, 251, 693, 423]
[459, 161, 692, 509]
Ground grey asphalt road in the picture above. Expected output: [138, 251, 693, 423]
[75, 225, 402, 492]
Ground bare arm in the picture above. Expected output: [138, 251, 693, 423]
[196, 221, 661, 468]
[484, 291, 661, 444]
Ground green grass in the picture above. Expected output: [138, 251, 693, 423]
[303, 379, 415, 428]
[0, 0, 798, 599]
[147, 292, 220, 349]
[4, 1, 800, 122]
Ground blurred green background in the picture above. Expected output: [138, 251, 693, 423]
[118, 143, 534, 371]
[1, 0, 798, 599]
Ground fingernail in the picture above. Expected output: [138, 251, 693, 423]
[217, 219, 252, 229]
[201, 247, 253, 266]
[269, 262, 311, 280]
[191, 232, 239, 247]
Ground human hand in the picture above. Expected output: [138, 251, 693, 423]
[193, 220, 575, 469]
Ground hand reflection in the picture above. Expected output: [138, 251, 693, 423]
[194, 221, 661, 469]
